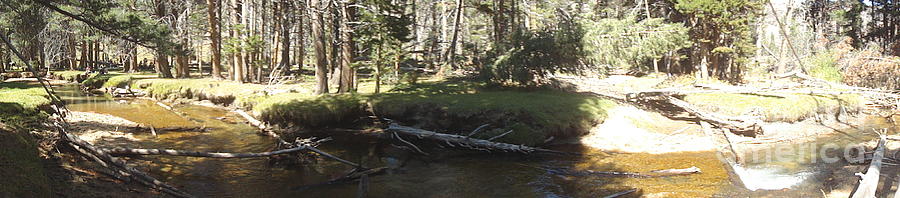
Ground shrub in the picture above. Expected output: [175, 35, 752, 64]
[481, 30, 583, 86]
[804, 51, 842, 82]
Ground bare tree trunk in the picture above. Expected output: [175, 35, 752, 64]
[154, 52, 174, 78]
[279, 1, 291, 71]
[440, 0, 463, 75]
[66, 36, 77, 70]
[374, 45, 382, 93]
[338, 0, 355, 93]
[232, 0, 245, 82]
[129, 47, 137, 73]
[207, 0, 224, 79]
[295, 1, 305, 73]
[310, 0, 328, 94]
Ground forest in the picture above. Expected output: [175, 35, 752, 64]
[0, 0, 899, 197]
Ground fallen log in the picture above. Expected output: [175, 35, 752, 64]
[666, 96, 763, 137]
[61, 127, 193, 198]
[103, 146, 310, 158]
[126, 125, 214, 133]
[585, 166, 702, 178]
[235, 109, 267, 130]
[386, 123, 568, 154]
[851, 135, 886, 198]
[603, 189, 637, 198]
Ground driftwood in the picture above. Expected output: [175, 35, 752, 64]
[666, 96, 763, 136]
[104, 146, 311, 158]
[103, 138, 363, 168]
[235, 109, 267, 130]
[61, 128, 193, 198]
[851, 135, 886, 198]
[126, 125, 214, 133]
[603, 189, 637, 198]
[386, 123, 567, 154]
[585, 166, 701, 178]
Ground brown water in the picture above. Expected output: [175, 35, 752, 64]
[53, 84, 898, 197]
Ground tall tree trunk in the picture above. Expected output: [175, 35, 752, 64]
[338, 0, 355, 93]
[232, 0, 245, 82]
[207, 0, 224, 79]
[129, 47, 138, 73]
[310, 0, 328, 94]
[440, 0, 463, 75]
[374, 45, 382, 94]
[279, 1, 292, 71]
[66, 37, 77, 70]
[174, 40, 190, 78]
[155, 52, 174, 78]
[295, 1, 306, 73]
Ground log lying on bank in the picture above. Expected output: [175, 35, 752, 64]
[851, 135, 886, 198]
[386, 123, 568, 154]
[665, 96, 763, 137]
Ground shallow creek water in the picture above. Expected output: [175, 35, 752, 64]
[54, 84, 897, 197]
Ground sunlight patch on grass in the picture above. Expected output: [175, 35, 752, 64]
[683, 93, 862, 122]
[0, 83, 50, 113]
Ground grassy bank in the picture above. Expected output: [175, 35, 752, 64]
[0, 82, 51, 113]
[369, 81, 616, 145]
[129, 78, 616, 145]
[0, 82, 52, 197]
[683, 93, 863, 122]
[50, 71, 88, 82]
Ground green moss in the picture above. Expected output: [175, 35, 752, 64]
[683, 93, 863, 122]
[0, 83, 51, 113]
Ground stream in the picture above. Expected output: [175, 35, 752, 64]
[54, 84, 898, 197]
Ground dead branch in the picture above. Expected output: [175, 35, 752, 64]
[466, 124, 490, 137]
[487, 130, 514, 141]
[392, 132, 429, 155]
